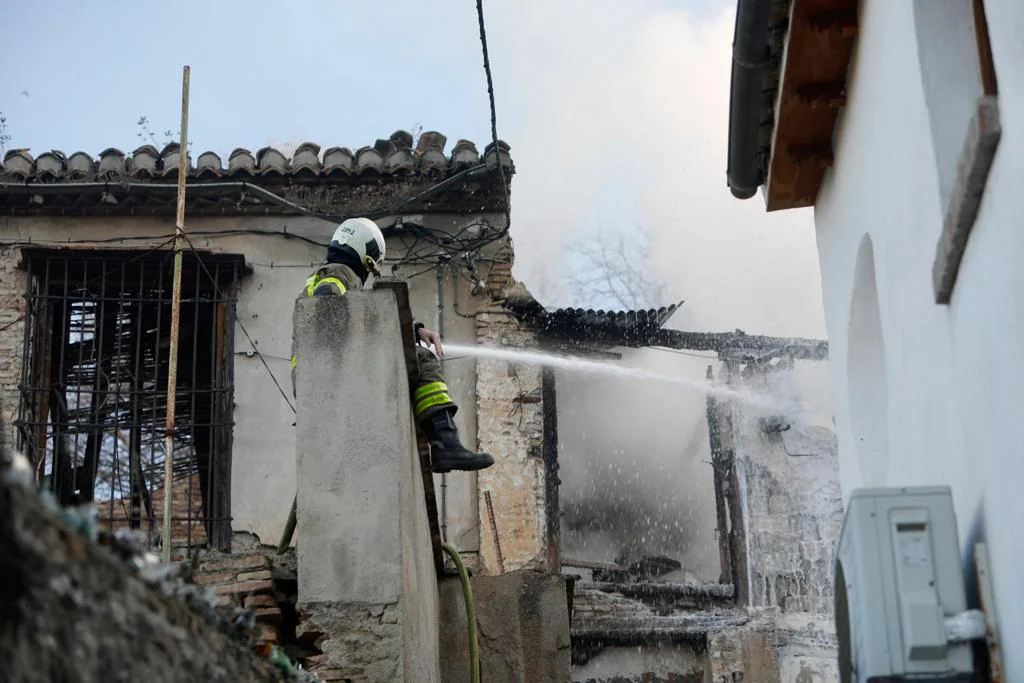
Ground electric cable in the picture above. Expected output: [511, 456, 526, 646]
[476, 0, 512, 244]
[182, 234, 296, 415]
[0, 236, 178, 334]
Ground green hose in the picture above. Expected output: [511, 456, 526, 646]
[277, 494, 297, 555]
[442, 542, 480, 683]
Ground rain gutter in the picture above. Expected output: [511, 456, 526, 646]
[726, 0, 773, 200]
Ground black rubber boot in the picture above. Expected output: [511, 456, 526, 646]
[425, 409, 495, 473]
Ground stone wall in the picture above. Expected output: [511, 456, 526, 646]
[191, 534, 290, 646]
[439, 569, 571, 682]
[0, 472, 283, 683]
[722, 355, 843, 681]
[473, 260, 548, 574]
[706, 611, 781, 682]
[474, 302, 547, 575]
[0, 246, 24, 445]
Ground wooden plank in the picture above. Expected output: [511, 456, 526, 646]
[706, 366, 734, 587]
[765, 0, 859, 211]
[542, 367, 561, 572]
[373, 278, 445, 576]
[973, 0, 998, 96]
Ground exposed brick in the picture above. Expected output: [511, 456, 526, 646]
[254, 607, 283, 623]
[474, 300, 548, 575]
[244, 594, 279, 608]
[236, 569, 273, 582]
[197, 553, 270, 574]
[256, 624, 280, 644]
[214, 579, 274, 596]
[193, 570, 238, 587]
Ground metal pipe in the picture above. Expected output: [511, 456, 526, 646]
[277, 494, 297, 555]
[726, 0, 773, 199]
[161, 65, 190, 563]
[484, 490, 505, 574]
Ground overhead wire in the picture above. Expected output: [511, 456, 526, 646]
[475, 0, 512, 240]
[181, 233, 296, 415]
[0, 236, 178, 334]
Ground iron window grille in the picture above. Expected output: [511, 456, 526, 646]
[15, 248, 242, 554]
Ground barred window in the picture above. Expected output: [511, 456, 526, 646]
[15, 248, 242, 554]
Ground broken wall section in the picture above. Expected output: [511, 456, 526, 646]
[474, 262, 549, 575]
[722, 354, 843, 682]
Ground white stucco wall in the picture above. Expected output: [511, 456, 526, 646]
[814, 0, 1024, 674]
[0, 211, 501, 552]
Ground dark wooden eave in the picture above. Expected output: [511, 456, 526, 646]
[765, 0, 859, 211]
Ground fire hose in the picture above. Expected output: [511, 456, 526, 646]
[442, 542, 480, 683]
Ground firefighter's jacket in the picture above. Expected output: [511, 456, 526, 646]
[290, 262, 455, 420]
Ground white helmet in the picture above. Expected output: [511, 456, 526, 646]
[330, 217, 386, 275]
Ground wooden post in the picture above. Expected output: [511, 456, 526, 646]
[162, 65, 190, 563]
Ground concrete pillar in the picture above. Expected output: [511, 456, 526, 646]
[293, 292, 440, 683]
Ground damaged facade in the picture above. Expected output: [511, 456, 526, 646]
[2, 131, 844, 680]
[506, 294, 843, 681]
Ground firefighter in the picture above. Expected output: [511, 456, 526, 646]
[291, 217, 495, 473]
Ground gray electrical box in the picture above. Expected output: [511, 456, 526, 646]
[834, 486, 975, 681]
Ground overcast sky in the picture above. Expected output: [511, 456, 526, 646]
[0, 0, 827, 338]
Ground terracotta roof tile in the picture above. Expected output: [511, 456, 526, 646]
[0, 131, 514, 217]
[3, 150, 33, 179]
[290, 142, 321, 177]
[321, 146, 354, 176]
[128, 145, 159, 178]
[194, 151, 223, 178]
[0, 130, 512, 185]
[96, 148, 126, 179]
[34, 151, 65, 180]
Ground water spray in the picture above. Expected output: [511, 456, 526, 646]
[443, 343, 780, 411]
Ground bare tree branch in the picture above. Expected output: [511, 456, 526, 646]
[565, 224, 668, 310]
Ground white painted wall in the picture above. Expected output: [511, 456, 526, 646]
[0, 212, 500, 551]
[814, 0, 1024, 675]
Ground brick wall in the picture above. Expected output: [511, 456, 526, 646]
[191, 535, 289, 645]
[474, 286, 547, 574]
[96, 474, 209, 553]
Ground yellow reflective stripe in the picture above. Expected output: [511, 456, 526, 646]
[313, 277, 347, 295]
[415, 391, 453, 416]
[305, 275, 348, 297]
[414, 381, 448, 401]
[291, 355, 297, 368]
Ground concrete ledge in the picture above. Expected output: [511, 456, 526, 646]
[293, 293, 439, 682]
[440, 570, 571, 682]
[933, 95, 1002, 305]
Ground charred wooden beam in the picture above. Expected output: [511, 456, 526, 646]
[807, 7, 858, 36]
[648, 329, 828, 360]
[572, 612, 750, 643]
[796, 81, 847, 109]
[707, 367, 734, 587]
[583, 581, 735, 601]
[788, 142, 835, 168]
